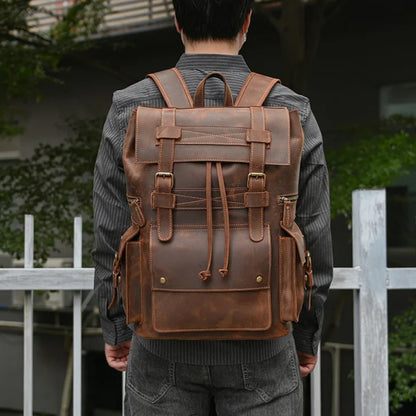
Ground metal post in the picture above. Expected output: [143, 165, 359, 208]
[310, 344, 321, 416]
[352, 190, 389, 416]
[122, 371, 126, 416]
[331, 345, 341, 416]
[24, 215, 34, 416]
[73, 217, 83, 416]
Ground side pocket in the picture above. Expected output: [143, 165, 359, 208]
[122, 241, 141, 325]
[278, 236, 305, 323]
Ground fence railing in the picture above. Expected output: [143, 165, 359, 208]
[0, 189, 415, 415]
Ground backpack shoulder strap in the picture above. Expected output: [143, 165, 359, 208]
[235, 72, 280, 107]
[147, 68, 193, 108]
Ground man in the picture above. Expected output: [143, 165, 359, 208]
[93, 0, 333, 414]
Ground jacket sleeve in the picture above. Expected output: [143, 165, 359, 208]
[93, 98, 133, 346]
[293, 101, 333, 356]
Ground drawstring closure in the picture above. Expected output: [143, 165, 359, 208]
[216, 163, 230, 277]
[199, 162, 213, 281]
[199, 162, 230, 280]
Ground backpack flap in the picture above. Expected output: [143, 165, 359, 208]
[134, 106, 291, 166]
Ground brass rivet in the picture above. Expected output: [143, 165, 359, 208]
[160, 277, 167, 285]
[256, 275, 263, 283]
[117, 275, 121, 284]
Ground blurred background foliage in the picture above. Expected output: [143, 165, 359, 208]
[327, 115, 416, 223]
[389, 302, 416, 413]
[0, 0, 108, 137]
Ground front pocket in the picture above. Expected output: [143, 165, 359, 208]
[278, 236, 305, 322]
[150, 224, 272, 333]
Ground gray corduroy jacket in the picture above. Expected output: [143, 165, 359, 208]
[93, 54, 333, 364]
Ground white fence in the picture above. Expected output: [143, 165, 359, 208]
[0, 189, 415, 415]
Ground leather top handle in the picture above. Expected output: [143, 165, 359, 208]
[194, 72, 234, 108]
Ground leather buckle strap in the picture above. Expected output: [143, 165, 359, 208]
[246, 129, 271, 145]
[244, 191, 269, 208]
[247, 172, 266, 188]
[156, 126, 182, 141]
[151, 191, 176, 209]
[155, 108, 178, 242]
[154, 172, 174, 188]
[246, 107, 268, 242]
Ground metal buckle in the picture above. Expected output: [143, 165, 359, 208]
[247, 172, 266, 188]
[155, 172, 174, 188]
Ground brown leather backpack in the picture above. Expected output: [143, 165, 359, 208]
[110, 69, 313, 340]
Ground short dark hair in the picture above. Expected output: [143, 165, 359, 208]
[172, 0, 254, 41]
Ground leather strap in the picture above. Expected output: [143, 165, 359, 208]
[108, 224, 141, 309]
[148, 69, 190, 241]
[245, 107, 269, 242]
[153, 108, 179, 241]
[147, 68, 193, 108]
[236, 73, 278, 241]
[235, 72, 280, 107]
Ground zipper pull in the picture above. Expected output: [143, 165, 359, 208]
[281, 195, 298, 227]
[128, 197, 146, 228]
[279, 194, 298, 203]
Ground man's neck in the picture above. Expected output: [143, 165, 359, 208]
[183, 39, 241, 55]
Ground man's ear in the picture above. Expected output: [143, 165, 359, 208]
[242, 10, 252, 34]
[174, 17, 181, 34]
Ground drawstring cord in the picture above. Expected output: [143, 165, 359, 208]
[216, 163, 230, 277]
[199, 162, 213, 280]
[198, 162, 230, 280]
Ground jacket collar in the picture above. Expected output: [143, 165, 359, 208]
[176, 53, 251, 73]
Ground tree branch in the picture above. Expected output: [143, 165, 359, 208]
[2, 32, 46, 48]
[14, 25, 53, 44]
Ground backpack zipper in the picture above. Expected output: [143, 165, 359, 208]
[127, 196, 141, 205]
[127, 197, 146, 228]
[279, 195, 298, 203]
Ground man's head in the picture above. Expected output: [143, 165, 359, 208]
[172, 0, 254, 41]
